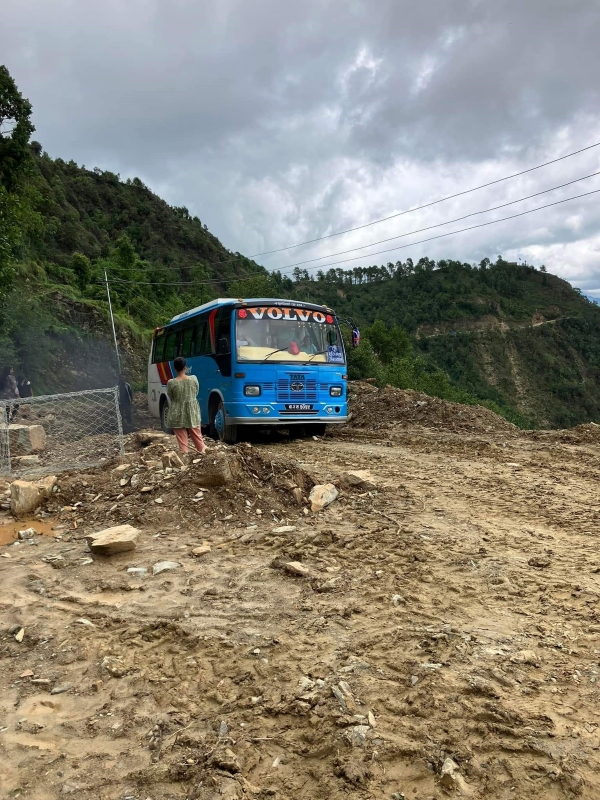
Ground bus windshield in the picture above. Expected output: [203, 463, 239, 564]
[235, 306, 345, 364]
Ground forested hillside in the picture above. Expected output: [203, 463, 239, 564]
[2, 65, 600, 428]
[288, 261, 600, 428]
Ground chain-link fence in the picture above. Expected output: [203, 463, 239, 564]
[0, 387, 124, 478]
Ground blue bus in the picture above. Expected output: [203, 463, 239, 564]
[148, 298, 359, 443]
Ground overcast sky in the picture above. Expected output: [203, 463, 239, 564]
[2, 0, 600, 293]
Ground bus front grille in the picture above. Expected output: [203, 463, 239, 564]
[277, 378, 317, 401]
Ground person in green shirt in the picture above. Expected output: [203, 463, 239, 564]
[166, 356, 206, 454]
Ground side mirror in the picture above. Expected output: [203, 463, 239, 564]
[351, 328, 360, 348]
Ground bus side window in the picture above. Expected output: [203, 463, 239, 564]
[194, 320, 210, 356]
[163, 330, 179, 361]
[181, 325, 195, 358]
[153, 335, 166, 363]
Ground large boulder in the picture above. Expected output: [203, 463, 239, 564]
[10, 476, 57, 517]
[9, 424, 47, 453]
[189, 453, 232, 487]
[86, 525, 140, 555]
[309, 483, 338, 512]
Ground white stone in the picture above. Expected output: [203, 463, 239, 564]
[271, 525, 297, 534]
[152, 560, 181, 575]
[127, 567, 148, 577]
[10, 476, 57, 517]
[309, 483, 338, 512]
[86, 525, 140, 555]
[9, 424, 47, 453]
[340, 470, 377, 490]
[283, 561, 310, 577]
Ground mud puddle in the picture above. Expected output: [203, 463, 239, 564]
[0, 518, 57, 546]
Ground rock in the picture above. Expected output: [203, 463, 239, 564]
[271, 525, 297, 534]
[468, 675, 498, 696]
[191, 544, 211, 557]
[127, 567, 147, 577]
[346, 725, 370, 747]
[338, 681, 357, 712]
[283, 561, 310, 577]
[14, 455, 40, 467]
[137, 430, 169, 446]
[340, 470, 377, 490]
[152, 560, 181, 575]
[218, 720, 229, 737]
[190, 453, 233, 487]
[291, 487, 303, 505]
[11, 476, 57, 517]
[309, 483, 338, 512]
[18, 527, 37, 540]
[154, 497, 164, 504]
[113, 463, 131, 472]
[440, 757, 460, 788]
[86, 525, 140, 555]
[510, 649, 541, 667]
[51, 683, 73, 695]
[528, 556, 551, 569]
[14, 628, 24, 642]
[9, 424, 47, 453]
[38, 476, 57, 498]
[368, 710, 376, 728]
[162, 450, 184, 468]
[213, 747, 242, 774]
[20, 669, 34, 678]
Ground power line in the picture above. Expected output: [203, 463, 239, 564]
[248, 140, 600, 257]
[103, 167, 600, 276]
[284, 187, 600, 273]
[101, 186, 600, 284]
[263, 169, 600, 271]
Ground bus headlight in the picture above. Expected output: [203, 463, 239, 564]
[244, 385, 261, 396]
[330, 386, 342, 397]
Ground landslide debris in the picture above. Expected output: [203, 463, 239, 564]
[346, 381, 518, 435]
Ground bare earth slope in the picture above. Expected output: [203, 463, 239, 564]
[2, 387, 600, 799]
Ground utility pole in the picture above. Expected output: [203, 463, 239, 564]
[104, 268, 121, 375]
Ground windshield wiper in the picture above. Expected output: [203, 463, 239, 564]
[301, 350, 329, 365]
[262, 347, 292, 361]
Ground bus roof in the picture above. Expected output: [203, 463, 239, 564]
[169, 297, 334, 325]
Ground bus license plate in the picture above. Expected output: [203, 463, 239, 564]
[286, 403, 313, 411]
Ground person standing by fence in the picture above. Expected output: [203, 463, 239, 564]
[118, 373, 133, 428]
[167, 357, 206, 455]
[1, 366, 19, 422]
[18, 375, 33, 398]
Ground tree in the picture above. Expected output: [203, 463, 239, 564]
[0, 66, 36, 302]
[70, 252, 92, 290]
[365, 319, 411, 365]
[0, 65, 35, 191]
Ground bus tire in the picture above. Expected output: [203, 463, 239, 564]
[212, 398, 238, 444]
[160, 398, 173, 434]
[304, 423, 327, 437]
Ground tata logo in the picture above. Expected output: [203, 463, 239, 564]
[291, 382, 304, 392]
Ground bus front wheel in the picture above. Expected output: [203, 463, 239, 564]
[211, 399, 239, 444]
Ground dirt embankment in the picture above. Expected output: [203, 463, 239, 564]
[2, 390, 600, 800]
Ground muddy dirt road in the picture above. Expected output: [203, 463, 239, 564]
[2, 388, 600, 799]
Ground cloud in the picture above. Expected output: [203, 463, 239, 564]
[2, 0, 600, 284]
